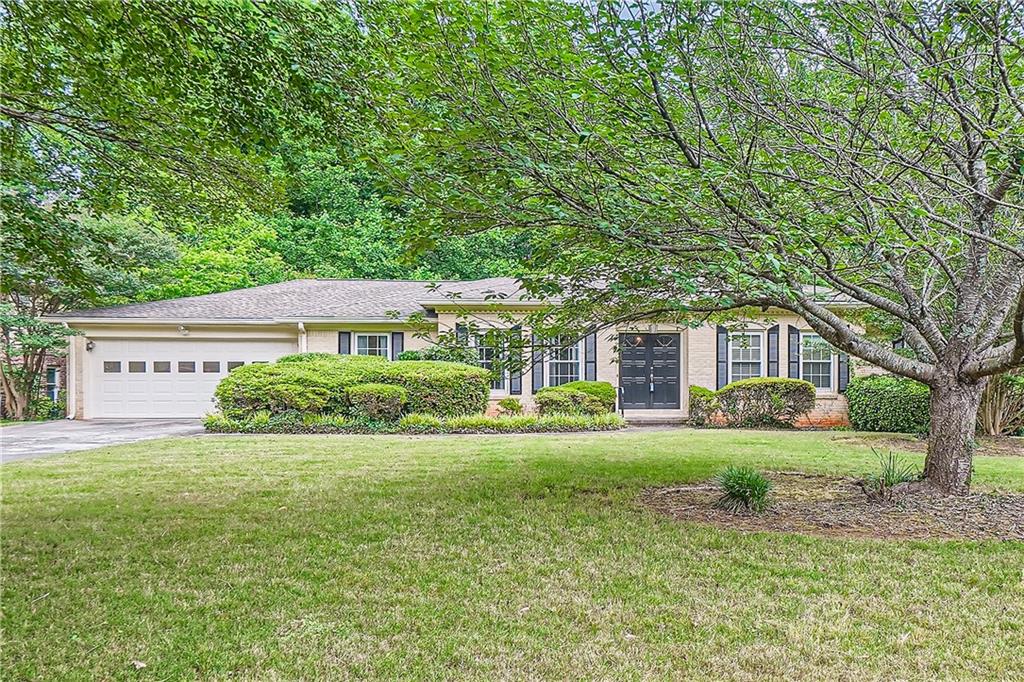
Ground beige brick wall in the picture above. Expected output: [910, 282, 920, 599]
[305, 327, 436, 354]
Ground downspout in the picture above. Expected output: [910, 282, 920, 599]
[62, 322, 76, 419]
[297, 322, 307, 353]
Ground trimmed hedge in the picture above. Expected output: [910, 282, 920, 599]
[535, 381, 615, 415]
[715, 377, 816, 428]
[688, 386, 718, 427]
[846, 375, 930, 433]
[214, 355, 490, 419]
[348, 383, 407, 421]
[203, 411, 626, 434]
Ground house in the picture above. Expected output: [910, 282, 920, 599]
[47, 278, 857, 425]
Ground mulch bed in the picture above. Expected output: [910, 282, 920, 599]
[640, 472, 1024, 541]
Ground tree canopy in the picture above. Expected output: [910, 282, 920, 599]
[358, 0, 1024, 493]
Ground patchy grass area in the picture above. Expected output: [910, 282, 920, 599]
[4, 430, 1024, 680]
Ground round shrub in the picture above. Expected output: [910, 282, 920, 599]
[688, 386, 718, 427]
[378, 361, 490, 416]
[396, 350, 424, 361]
[845, 374, 930, 433]
[276, 352, 347, 364]
[497, 397, 523, 416]
[552, 381, 616, 412]
[419, 344, 479, 365]
[347, 383, 408, 421]
[536, 387, 607, 415]
[716, 377, 815, 427]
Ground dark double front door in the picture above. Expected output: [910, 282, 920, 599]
[619, 333, 681, 409]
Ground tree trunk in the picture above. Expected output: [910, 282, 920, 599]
[923, 379, 985, 495]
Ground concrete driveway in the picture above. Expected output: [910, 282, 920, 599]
[1, 419, 205, 463]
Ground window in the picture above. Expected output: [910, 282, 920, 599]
[729, 332, 762, 381]
[154, 361, 171, 373]
[103, 361, 121, 373]
[45, 367, 59, 401]
[473, 333, 505, 391]
[178, 361, 196, 373]
[356, 334, 389, 357]
[128, 361, 146, 373]
[227, 361, 244, 371]
[203, 361, 220, 373]
[547, 336, 581, 386]
[801, 333, 833, 390]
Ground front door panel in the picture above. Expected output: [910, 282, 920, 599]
[618, 333, 681, 409]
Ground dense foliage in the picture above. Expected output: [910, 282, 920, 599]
[688, 386, 718, 428]
[347, 383, 408, 421]
[214, 355, 490, 420]
[536, 382, 614, 416]
[203, 410, 625, 434]
[846, 376, 932, 434]
[715, 378, 816, 428]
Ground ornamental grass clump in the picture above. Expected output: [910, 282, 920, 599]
[715, 466, 773, 513]
[861, 450, 921, 503]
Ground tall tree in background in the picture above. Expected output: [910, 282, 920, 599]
[360, 0, 1024, 494]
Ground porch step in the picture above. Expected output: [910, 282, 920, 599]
[623, 415, 687, 426]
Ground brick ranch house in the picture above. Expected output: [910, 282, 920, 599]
[47, 278, 865, 424]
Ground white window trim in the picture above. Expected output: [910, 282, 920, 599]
[545, 337, 584, 387]
[799, 330, 837, 394]
[727, 330, 766, 383]
[469, 329, 509, 396]
[355, 333, 390, 358]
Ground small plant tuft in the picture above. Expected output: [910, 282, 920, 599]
[861, 450, 921, 503]
[496, 397, 524, 416]
[715, 466, 773, 513]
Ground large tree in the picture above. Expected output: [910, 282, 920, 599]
[359, 0, 1024, 494]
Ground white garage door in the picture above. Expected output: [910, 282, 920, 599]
[87, 338, 297, 418]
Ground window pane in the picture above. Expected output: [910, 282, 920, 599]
[227, 361, 244, 371]
[729, 333, 762, 381]
[178, 361, 196, 373]
[128, 361, 146, 373]
[802, 334, 832, 389]
[548, 336, 581, 386]
[153, 361, 171, 373]
[356, 334, 388, 357]
[103, 361, 121, 373]
[203, 361, 220, 373]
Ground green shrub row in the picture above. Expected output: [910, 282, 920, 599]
[535, 381, 616, 415]
[688, 378, 816, 428]
[204, 411, 626, 434]
[214, 354, 490, 419]
[845, 374, 931, 434]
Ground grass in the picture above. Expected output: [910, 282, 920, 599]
[3, 429, 1024, 680]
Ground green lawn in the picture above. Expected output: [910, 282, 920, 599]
[4, 430, 1023, 680]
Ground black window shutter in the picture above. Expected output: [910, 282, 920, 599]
[338, 331, 351, 355]
[531, 333, 544, 393]
[767, 325, 780, 377]
[838, 353, 850, 392]
[788, 325, 801, 378]
[716, 326, 729, 389]
[509, 326, 522, 395]
[391, 332, 404, 360]
[584, 332, 597, 381]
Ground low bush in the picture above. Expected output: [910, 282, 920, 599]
[552, 381, 616, 411]
[396, 350, 423, 361]
[277, 352, 367, 364]
[716, 377, 816, 428]
[496, 397, 523, 416]
[205, 411, 626, 434]
[688, 386, 718, 427]
[536, 385, 610, 416]
[845, 375, 930, 433]
[419, 344, 479, 365]
[214, 356, 490, 419]
[347, 383, 408, 421]
[715, 466, 772, 513]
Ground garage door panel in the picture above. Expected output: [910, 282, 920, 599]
[87, 338, 296, 418]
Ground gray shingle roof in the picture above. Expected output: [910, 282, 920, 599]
[53, 278, 534, 321]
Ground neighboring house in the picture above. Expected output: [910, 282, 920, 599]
[46, 278, 860, 424]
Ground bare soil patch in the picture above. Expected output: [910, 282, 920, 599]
[831, 434, 1024, 458]
[641, 472, 1024, 541]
